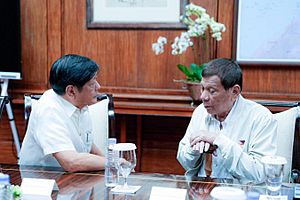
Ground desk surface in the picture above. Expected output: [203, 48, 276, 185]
[0, 164, 296, 200]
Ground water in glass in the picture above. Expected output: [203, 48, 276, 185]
[113, 143, 137, 190]
[261, 155, 287, 196]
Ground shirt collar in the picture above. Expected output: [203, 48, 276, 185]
[205, 95, 241, 124]
[222, 95, 240, 124]
[56, 93, 88, 117]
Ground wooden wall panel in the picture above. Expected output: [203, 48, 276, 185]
[11, 0, 48, 93]
[6, 0, 299, 100]
[137, 30, 188, 89]
[243, 66, 300, 101]
[217, 0, 235, 58]
[62, 0, 140, 88]
[47, 0, 62, 88]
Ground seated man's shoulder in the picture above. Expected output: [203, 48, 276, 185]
[244, 98, 271, 113]
[35, 90, 63, 114]
[243, 99, 273, 122]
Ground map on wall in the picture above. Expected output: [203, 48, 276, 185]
[236, 0, 300, 64]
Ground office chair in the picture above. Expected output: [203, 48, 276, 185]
[0, 96, 8, 119]
[258, 101, 300, 183]
[273, 106, 299, 182]
[88, 94, 116, 153]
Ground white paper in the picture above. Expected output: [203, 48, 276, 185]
[149, 186, 187, 200]
[259, 195, 288, 200]
[21, 178, 55, 200]
[111, 185, 141, 194]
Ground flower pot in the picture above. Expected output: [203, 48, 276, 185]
[186, 82, 202, 106]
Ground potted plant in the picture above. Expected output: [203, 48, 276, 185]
[152, 3, 226, 104]
[176, 63, 205, 104]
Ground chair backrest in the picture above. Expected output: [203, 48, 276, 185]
[0, 96, 8, 119]
[88, 94, 116, 153]
[24, 94, 40, 130]
[24, 93, 115, 153]
[292, 116, 300, 183]
[273, 106, 299, 182]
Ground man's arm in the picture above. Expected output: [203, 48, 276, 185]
[53, 150, 105, 172]
[177, 136, 202, 171]
[90, 143, 104, 156]
[177, 106, 205, 174]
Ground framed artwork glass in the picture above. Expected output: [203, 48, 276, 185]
[87, 0, 188, 29]
[234, 0, 300, 65]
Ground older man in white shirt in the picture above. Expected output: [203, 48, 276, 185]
[177, 58, 277, 181]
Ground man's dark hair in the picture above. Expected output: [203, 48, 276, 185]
[49, 54, 99, 95]
[202, 58, 243, 91]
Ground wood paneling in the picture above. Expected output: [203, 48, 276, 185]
[47, 0, 62, 86]
[11, 0, 48, 91]
[7, 0, 299, 99]
[217, 0, 235, 58]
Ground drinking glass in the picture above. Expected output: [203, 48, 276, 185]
[113, 143, 137, 190]
[261, 155, 287, 196]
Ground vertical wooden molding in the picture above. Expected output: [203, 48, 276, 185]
[47, 0, 62, 88]
[136, 115, 142, 172]
[217, 0, 235, 58]
[120, 116, 127, 143]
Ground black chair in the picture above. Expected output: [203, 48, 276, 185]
[0, 96, 8, 120]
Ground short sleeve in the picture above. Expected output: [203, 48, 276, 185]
[34, 107, 76, 156]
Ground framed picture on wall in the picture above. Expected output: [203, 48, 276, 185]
[86, 0, 188, 29]
[234, 0, 300, 65]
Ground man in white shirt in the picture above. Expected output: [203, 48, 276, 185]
[19, 54, 105, 172]
[177, 58, 277, 181]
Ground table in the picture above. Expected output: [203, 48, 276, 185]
[0, 164, 296, 200]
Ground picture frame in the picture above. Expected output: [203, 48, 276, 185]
[86, 0, 188, 29]
[234, 0, 300, 65]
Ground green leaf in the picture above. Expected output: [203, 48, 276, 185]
[191, 64, 204, 81]
[177, 63, 205, 82]
[12, 185, 22, 197]
[177, 64, 193, 77]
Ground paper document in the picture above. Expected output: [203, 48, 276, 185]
[149, 186, 187, 200]
[259, 195, 288, 200]
[111, 185, 141, 194]
[21, 178, 56, 200]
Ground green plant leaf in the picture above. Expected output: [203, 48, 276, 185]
[177, 63, 205, 82]
[190, 63, 204, 82]
[177, 64, 193, 77]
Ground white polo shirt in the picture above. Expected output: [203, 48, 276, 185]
[19, 89, 93, 168]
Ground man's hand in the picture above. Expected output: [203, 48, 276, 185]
[190, 130, 218, 154]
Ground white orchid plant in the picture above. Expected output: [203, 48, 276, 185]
[152, 3, 226, 83]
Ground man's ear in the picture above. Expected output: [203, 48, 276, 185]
[65, 85, 76, 99]
[231, 84, 241, 97]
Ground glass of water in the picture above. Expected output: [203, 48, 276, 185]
[261, 155, 287, 196]
[113, 143, 137, 190]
